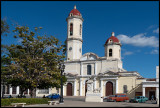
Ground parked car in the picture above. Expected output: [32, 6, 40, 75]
[129, 96, 148, 103]
[107, 94, 129, 102]
[46, 93, 60, 99]
[104, 95, 115, 102]
[103, 96, 109, 102]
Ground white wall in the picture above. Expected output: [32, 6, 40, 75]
[105, 44, 121, 60]
[156, 66, 159, 82]
[67, 18, 83, 61]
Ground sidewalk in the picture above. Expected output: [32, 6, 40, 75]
[24, 96, 159, 107]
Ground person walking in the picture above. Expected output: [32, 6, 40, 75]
[151, 95, 154, 102]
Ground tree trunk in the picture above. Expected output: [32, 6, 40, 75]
[30, 88, 36, 98]
[20, 87, 25, 97]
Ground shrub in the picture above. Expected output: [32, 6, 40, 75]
[1, 99, 11, 106]
[1, 98, 51, 106]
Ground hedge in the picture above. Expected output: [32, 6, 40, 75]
[1, 98, 51, 106]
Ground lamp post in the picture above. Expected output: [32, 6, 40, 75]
[59, 63, 65, 104]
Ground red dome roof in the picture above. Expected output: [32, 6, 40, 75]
[69, 9, 81, 16]
[105, 32, 120, 45]
[69, 5, 81, 16]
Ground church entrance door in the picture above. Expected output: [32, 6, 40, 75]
[67, 83, 72, 96]
[105, 82, 113, 96]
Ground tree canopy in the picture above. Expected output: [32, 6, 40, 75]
[1, 19, 9, 36]
[2, 25, 67, 98]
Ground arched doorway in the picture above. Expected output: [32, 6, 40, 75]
[85, 80, 88, 96]
[67, 83, 72, 96]
[105, 81, 113, 96]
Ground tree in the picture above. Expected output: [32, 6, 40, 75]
[1, 19, 10, 98]
[1, 19, 9, 36]
[4, 25, 66, 98]
[1, 19, 10, 55]
[1, 55, 11, 98]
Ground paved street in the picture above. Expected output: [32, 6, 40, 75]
[24, 96, 159, 107]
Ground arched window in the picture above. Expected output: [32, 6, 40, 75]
[123, 85, 128, 93]
[109, 49, 112, 57]
[87, 65, 91, 75]
[80, 24, 82, 35]
[70, 23, 73, 36]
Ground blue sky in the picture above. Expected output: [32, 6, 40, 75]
[1, 1, 159, 78]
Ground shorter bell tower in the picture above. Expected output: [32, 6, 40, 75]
[104, 32, 122, 60]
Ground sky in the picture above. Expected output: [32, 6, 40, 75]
[1, 1, 159, 78]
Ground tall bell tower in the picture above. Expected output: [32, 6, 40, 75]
[66, 5, 84, 61]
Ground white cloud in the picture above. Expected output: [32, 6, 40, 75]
[123, 51, 133, 56]
[151, 49, 159, 54]
[153, 28, 159, 34]
[117, 33, 159, 48]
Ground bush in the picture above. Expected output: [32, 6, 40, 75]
[1, 98, 51, 106]
[1, 99, 11, 106]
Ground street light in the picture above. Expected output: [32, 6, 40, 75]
[59, 63, 65, 104]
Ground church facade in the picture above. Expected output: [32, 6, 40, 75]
[62, 5, 145, 99]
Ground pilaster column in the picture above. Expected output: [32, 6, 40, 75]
[74, 80, 77, 96]
[142, 87, 145, 97]
[80, 79, 82, 96]
[28, 89, 29, 95]
[9, 85, 12, 95]
[93, 78, 96, 89]
[16, 86, 19, 95]
[81, 63, 83, 76]
[156, 87, 159, 104]
[116, 79, 118, 94]
[36, 88, 38, 96]
[100, 79, 103, 96]
[95, 63, 97, 75]
[94, 80, 96, 89]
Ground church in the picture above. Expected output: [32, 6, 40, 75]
[62, 5, 144, 99]
[2, 6, 159, 102]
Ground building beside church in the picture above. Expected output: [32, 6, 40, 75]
[1, 6, 159, 103]
[142, 66, 159, 104]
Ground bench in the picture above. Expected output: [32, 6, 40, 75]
[48, 101, 59, 105]
[11, 103, 26, 107]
